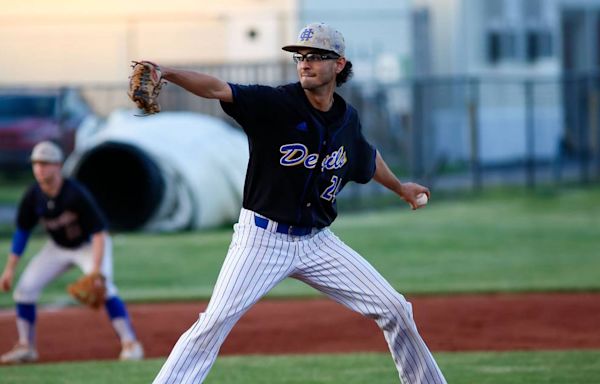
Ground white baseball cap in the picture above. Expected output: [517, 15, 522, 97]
[282, 22, 345, 57]
[30, 141, 64, 163]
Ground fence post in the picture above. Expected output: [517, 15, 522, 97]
[468, 77, 481, 191]
[589, 74, 600, 180]
[579, 75, 590, 184]
[412, 79, 424, 180]
[524, 80, 536, 189]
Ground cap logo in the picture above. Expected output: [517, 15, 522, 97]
[299, 28, 314, 41]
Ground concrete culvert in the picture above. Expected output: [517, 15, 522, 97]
[64, 110, 248, 232]
[71, 142, 165, 231]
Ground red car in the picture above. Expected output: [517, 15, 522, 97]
[0, 89, 92, 172]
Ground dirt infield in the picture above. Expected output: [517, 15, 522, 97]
[1, 292, 599, 363]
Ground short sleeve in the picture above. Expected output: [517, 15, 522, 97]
[16, 186, 39, 231]
[351, 130, 377, 184]
[73, 183, 107, 234]
[220, 83, 285, 137]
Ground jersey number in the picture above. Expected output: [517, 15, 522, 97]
[321, 176, 342, 202]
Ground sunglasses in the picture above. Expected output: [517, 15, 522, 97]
[292, 52, 340, 63]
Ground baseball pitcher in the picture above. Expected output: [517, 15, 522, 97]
[141, 23, 446, 384]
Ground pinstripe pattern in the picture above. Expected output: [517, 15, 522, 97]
[153, 208, 446, 384]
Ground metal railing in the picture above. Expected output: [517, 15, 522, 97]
[3, 67, 599, 199]
[73, 69, 600, 194]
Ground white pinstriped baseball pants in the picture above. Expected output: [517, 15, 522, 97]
[153, 208, 446, 384]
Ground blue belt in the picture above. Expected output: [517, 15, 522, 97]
[253, 215, 313, 236]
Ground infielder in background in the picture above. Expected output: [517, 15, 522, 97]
[150, 22, 446, 384]
[0, 141, 144, 363]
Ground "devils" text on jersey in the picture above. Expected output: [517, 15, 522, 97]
[279, 143, 347, 172]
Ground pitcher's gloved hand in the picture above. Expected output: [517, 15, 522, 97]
[128, 61, 166, 116]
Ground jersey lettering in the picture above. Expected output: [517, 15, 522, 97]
[320, 146, 347, 172]
[279, 143, 318, 169]
[279, 143, 347, 171]
[42, 211, 79, 230]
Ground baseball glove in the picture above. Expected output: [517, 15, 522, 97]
[128, 61, 166, 116]
[67, 272, 107, 309]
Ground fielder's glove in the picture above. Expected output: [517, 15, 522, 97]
[128, 61, 166, 116]
[67, 272, 107, 309]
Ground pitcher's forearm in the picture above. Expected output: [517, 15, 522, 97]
[373, 151, 403, 195]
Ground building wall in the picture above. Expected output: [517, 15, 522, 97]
[300, 0, 413, 82]
[412, 0, 462, 76]
[410, 0, 600, 165]
[414, 0, 566, 76]
[0, 0, 417, 85]
[0, 0, 296, 86]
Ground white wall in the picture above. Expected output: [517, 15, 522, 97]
[0, 0, 297, 86]
[413, 0, 461, 75]
[412, 0, 572, 163]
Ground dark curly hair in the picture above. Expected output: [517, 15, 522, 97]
[336, 60, 353, 87]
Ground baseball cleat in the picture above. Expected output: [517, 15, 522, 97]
[0, 343, 39, 364]
[119, 340, 144, 361]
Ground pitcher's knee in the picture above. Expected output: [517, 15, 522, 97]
[191, 310, 240, 338]
[375, 294, 415, 331]
[197, 312, 221, 329]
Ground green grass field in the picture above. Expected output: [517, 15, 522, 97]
[1, 351, 599, 384]
[1, 185, 599, 383]
[1, 185, 599, 307]
[0, 171, 32, 205]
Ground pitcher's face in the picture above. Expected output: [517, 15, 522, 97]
[294, 50, 345, 90]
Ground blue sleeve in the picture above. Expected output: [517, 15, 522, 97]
[11, 228, 31, 257]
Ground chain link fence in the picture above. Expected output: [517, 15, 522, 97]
[81, 68, 600, 192]
[3, 65, 599, 208]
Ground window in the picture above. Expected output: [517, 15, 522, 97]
[487, 30, 518, 64]
[525, 29, 553, 62]
[483, 0, 554, 65]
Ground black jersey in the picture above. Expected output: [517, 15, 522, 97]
[16, 179, 107, 248]
[221, 82, 376, 228]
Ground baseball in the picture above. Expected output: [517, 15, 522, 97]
[416, 193, 428, 206]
